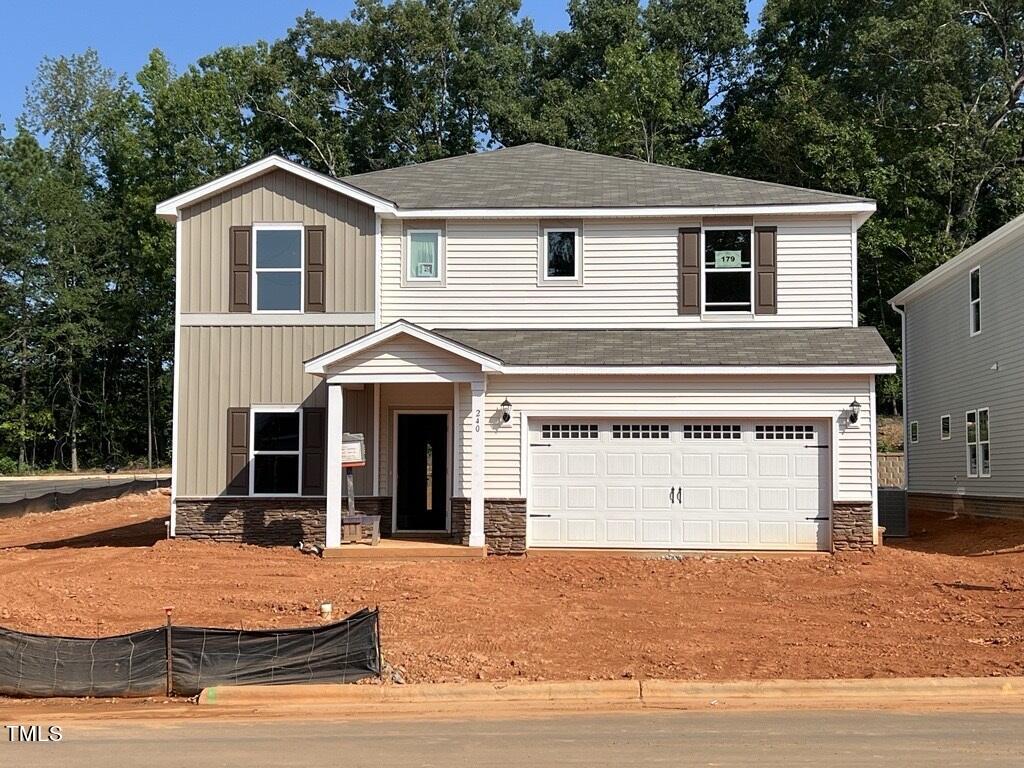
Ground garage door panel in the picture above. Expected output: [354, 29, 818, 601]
[682, 520, 714, 544]
[641, 453, 673, 476]
[566, 486, 597, 509]
[606, 519, 637, 543]
[606, 486, 636, 510]
[717, 454, 748, 477]
[642, 519, 673, 544]
[529, 419, 830, 551]
[606, 453, 636, 476]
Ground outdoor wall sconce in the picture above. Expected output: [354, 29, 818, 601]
[500, 398, 513, 423]
[848, 398, 862, 424]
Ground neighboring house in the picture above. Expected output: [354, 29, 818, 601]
[890, 214, 1024, 519]
[155, 143, 895, 554]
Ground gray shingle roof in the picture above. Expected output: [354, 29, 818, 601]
[342, 144, 872, 210]
[434, 327, 895, 368]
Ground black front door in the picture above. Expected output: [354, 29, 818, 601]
[395, 413, 448, 531]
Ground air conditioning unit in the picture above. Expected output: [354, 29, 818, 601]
[416, 263, 435, 278]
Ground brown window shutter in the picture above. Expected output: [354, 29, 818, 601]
[302, 408, 326, 495]
[677, 227, 701, 315]
[754, 226, 778, 315]
[229, 226, 252, 312]
[226, 407, 250, 495]
[305, 226, 326, 313]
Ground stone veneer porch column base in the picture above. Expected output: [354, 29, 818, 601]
[451, 496, 526, 555]
[831, 502, 874, 551]
[175, 496, 393, 548]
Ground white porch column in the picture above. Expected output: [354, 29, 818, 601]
[469, 379, 486, 547]
[325, 383, 344, 549]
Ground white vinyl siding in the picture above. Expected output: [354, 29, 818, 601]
[381, 217, 856, 328]
[455, 374, 874, 504]
[324, 334, 484, 378]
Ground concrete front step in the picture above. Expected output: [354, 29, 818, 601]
[323, 540, 487, 560]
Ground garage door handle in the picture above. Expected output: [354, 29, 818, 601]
[669, 487, 675, 504]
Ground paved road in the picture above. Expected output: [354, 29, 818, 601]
[4, 709, 1024, 767]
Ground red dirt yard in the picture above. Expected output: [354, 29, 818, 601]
[2, 493, 1024, 683]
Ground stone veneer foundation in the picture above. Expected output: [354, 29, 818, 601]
[451, 497, 527, 555]
[908, 492, 1024, 521]
[175, 496, 393, 547]
[831, 502, 874, 551]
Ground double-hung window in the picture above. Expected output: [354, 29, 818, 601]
[254, 224, 303, 312]
[940, 415, 951, 440]
[966, 408, 991, 478]
[407, 229, 441, 282]
[704, 229, 752, 312]
[969, 266, 981, 335]
[251, 409, 302, 495]
[542, 228, 580, 281]
[909, 421, 919, 444]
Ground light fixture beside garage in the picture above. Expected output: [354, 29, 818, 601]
[848, 399, 862, 424]
[500, 398, 513, 424]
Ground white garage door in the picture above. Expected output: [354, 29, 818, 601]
[528, 420, 830, 550]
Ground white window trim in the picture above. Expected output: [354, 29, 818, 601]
[940, 414, 951, 441]
[540, 227, 582, 284]
[969, 266, 981, 336]
[250, 405, 303, 497]
[405, 228, 444, 284]
[909, 420, 919, 444]
[979, 407, 991, 478]
[701, 225, 755, 316]
[252, 222, 304, 314]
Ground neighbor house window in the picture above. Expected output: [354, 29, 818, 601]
[704, 229, 752, 312]
[970, 266, 981, 335]
[254, 225, 303, 312]
[542, 229, 579, 280]
[251, 409, 301, 495]
[966, 409, 991, 478]
[909, 421, 919, 444]
[407, 230, 441, 281]
[940, 415, 951, 440]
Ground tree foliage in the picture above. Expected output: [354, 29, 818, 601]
[2, 0, 1024, 469]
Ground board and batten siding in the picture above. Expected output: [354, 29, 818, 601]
[904, 239, 1024, 498]
[455, 375, 874, 503]
[179, 168, 375, 314]
[380, 217, 855, 328]
[176, 325, 375, 498]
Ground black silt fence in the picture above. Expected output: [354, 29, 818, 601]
[0, 608, 380, 698]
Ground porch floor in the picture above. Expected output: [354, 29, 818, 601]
[323, 537, 487, 560]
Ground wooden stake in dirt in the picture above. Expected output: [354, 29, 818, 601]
[164, 606, 173, 696]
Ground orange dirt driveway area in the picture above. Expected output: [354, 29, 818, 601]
[2, 494, 1024, 683]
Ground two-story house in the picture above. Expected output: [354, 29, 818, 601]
[155, 143, 895, 554]
[890, 214, 1024, 520]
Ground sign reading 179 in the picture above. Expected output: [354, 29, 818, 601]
[714, 250, 742, 268]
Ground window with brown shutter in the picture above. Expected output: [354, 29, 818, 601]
[305, 226, 326, 313]
[229, 227, 252, 312]
[302, 408, 326, 495]
[677, 227, 701, 314]
[226, 407, 250, 495]
[754, 226, 777, 315]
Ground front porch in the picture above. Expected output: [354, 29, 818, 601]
[322, 537, 487, 560]
[304, 321, 502, 553]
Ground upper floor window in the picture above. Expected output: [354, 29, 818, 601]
[408, 230, 441, 281]
[543, 228, 579, 281]
[969, 266, 981, 335]
[704, 229, 752, 312]
[940, 414, 951, 440]
[254, 224, 303, 312]
[909, 421, 919, 444]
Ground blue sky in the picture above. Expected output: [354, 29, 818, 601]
[1, 1, 765, 135]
